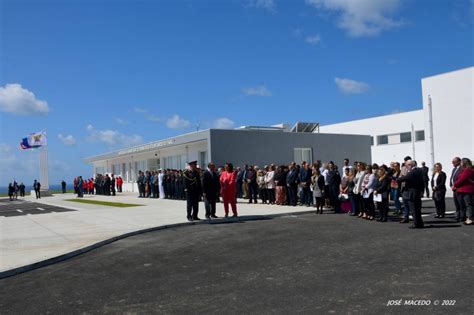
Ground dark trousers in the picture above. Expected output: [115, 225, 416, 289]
[453, 192, 465, 221]
[111, 187, 116, 196]
[350, 194, 360, 215]
[259, 187, 268, 204]
[460, 193, 473, 220]
[204, 196, 217, 217]
[363, 193, 374, 216]
[377, 197, 389, 220]
[248, 182, 258, 203]
[186, 192, 199, 218]
[403, 191, 423, 227]
[237, 182, 243, 198]
[35, 189, 40, 199]
[288, 184, 297, 206]
[433, 191, 446, 216]
[329, 185, 341, 213]
[267, 188, 275, 204]
[423, 181, 430, 198]
[302, 186, 312, 206]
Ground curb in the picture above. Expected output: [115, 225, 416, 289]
[0, 210, 316, 280]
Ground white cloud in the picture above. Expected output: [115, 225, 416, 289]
[306, 0, 403, 37]
[212, 118, 235, 129]
[166, 115, 190, 129]
[248, 0, 276, 13]
[86, 124, 143, 147]
[134, 107, 148, 113]
[0, 83, 49, 115]
[242, 85, 272, 97]
[305, 35, 321, 45]
[334, 77, 370, 94]
[115, 118, 128, 125]
[147, 115, 164, 122]
[58, 134, 76, 145]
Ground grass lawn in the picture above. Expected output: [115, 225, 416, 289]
[64, 199, 143, 207]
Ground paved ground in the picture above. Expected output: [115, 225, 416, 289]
[0, 198, 75, 217]
[0, 200, 472, 314]
[0, 192, 317, 273]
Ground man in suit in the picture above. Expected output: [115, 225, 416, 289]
[286, 162, 299, 206]
[450, 157, 464, 222]
[201, 162, 220, 219]
[246, 165, 258, 204]
[183, 161, 202, 221]
[421, 161, 430, 198]
[33, 180, 41, 199]
[104, 174, 111, 196]
[111, 174, 116, 196]
[397, 160, 425, 228]
[326, 161, 341, 213]
[300, 162, 312, 206]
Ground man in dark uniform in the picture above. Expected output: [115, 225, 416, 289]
[183, 161, 202, 221]
[421, 161, 430, 198]
[201, 162, 220, 219]
[397, 159, 425, 229]
[104, 174, 111, 196]
[111, 174, 116, 196]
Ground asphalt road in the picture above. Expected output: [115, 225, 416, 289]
[0, 198, 75, 217]
[0, 200, 473, 314]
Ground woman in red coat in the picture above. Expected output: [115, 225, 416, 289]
[220, 163, 238, 218]
[453, 158, 474, 225]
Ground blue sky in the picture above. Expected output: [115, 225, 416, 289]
[0, 0, 473, 186]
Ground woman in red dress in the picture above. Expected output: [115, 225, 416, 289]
[220, 163, 238, 217]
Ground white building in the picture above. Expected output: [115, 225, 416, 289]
[319, 66, 473, 184]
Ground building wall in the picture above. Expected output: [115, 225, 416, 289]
[422, 66, 473, 178]
[319, 110, 427, 166]
[209, 129, 372, 167]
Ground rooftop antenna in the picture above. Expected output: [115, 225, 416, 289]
[195, 120, 201, 131]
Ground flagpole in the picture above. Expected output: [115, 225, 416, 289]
[40, 141, 49, 190]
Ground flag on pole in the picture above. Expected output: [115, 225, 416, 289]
[20, 131, 47, 150]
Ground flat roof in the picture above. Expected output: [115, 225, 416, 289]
[320, 109, 423, 128]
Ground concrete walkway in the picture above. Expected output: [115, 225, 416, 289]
[0, 193, 316, 276]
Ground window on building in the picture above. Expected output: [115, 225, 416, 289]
[294, 148, 313, 164]
[400, 132, 412, 143]
[377, 135, 388, 145]
[199, 151, 207, 169]
[415, 130, 425, 141]
[370, 136, 374, 146]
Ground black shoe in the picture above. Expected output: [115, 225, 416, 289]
[193, 217, 201, 221]
[224, 214, 229, 218]
[211, 215, 218, 218]
[187, 216, 193, 222]
[205, 215, 210, 219]
[232, 214, 238, 217]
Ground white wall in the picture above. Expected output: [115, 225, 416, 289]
[90, 140, 209, 192]
[422, 66, 473, 178]
[319, 110, 427, 166]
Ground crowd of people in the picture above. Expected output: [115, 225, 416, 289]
[128, 156, 473, 228]
[7, 181, 26, 201]
[7, 155, 472, 230]
[72, 174, 124, 197]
